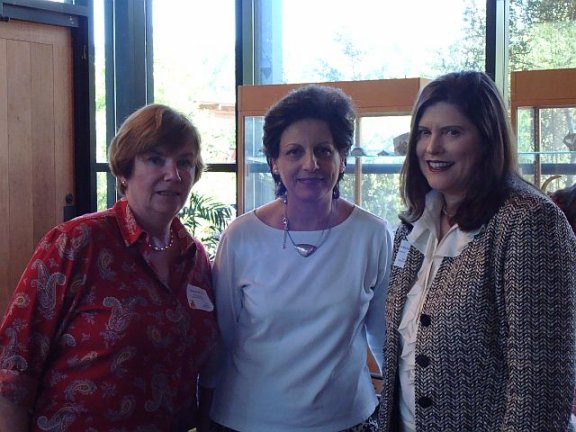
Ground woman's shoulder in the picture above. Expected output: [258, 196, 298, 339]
[44, 208, 114, 239]
[349, 204, 391, 230]
[220, 210, 261, 238]
[29, 209, 116, 263]
[488, 178, 569, 238]
[502, 179, 558, 216]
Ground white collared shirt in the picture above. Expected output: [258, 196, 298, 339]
[397, 191, 480, 432]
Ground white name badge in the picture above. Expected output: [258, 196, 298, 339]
[393, 240, 411, 268]
[186, 284, 214, 312]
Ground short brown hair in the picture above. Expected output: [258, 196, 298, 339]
[108, 104, 204, 195]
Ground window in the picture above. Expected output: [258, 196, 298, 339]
[152, 0, 236, 209]
[251, 0, 486, 85]
[244, 0, 487, 224]
[94, 0, 108, 210]
[511, 69, 576, 192]
[94, 0, 576, 229]
[509, 1, 576, 193]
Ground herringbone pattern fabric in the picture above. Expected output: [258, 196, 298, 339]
[379, 180, 576, 432]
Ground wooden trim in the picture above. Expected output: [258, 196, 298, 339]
[238, 78, 428, 116]
[510, 69, 576, 131]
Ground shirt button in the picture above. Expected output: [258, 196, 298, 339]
[418, 396, 433, 408]
[415, 354, 430, 368]
[420, 314, 431, 327]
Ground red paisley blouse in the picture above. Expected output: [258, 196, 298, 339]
[0, 199, 218, 431]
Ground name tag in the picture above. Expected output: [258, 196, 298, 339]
[186, 284, 214, 312]
[393, 240, 411, 268]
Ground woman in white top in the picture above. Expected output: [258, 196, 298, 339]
[209, 84, 393, 432]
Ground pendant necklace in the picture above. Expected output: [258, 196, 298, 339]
[147, 229, 174, 252]
[281, 196, 332, 258]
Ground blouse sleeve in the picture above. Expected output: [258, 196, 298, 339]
[0, 224, 86, 410]
[212, 228, 243, 352]
[364, 221, 394, 373]
[500, 198, 576, 430]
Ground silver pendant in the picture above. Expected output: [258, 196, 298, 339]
[294, 243, 317, 257]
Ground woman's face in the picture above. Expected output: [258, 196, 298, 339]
[122, 141, 197, 224]
[415, 102, 483, 204]
[272, 118, 344, 204]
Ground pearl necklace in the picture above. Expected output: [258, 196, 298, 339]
[147, 230, 174, 252]
[281, 196, 333, 258]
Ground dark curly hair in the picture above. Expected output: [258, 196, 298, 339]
[262, 84, 356, 198]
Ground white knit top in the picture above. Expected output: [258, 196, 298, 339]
[210, 206, 392, 432]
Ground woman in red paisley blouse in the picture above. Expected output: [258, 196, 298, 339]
[0, 104, 218, 432]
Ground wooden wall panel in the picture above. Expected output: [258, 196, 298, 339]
[31, 43, 57, 242]
[7, 39, 33, 299]
[53, 38, 74, 222]
[0, 39, 8, 311]
[0, 21, 73, 315]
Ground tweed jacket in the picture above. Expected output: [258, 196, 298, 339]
[379, 180, 576, 432]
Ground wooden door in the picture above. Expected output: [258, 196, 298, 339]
[0, 19, 74, 315]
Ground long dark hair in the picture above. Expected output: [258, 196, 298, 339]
[400, 71, 520, 230]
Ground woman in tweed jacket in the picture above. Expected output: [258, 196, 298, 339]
[378, 71, 576, 431]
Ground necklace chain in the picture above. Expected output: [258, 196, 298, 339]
[148, 230, 174, 252]
[282, 196, 332, 257]
[441, 200, 456, 219]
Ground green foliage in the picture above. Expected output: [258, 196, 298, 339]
[178, 192, 234, 259]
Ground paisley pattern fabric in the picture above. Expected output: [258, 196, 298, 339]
[379, 179, 576, 432]
[0, 199, 218, 431]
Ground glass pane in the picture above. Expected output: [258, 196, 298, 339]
[509, 1, 576, 71]
[193, 171, 237, 212]
[361, 172, 403, 227]
[339, 172, 355, 205]
[517, 107, 576, 191]
[152, 0, 236, 165]
[255, 0, 485, 84]
[356, 116, 410, 227]
[94, 0, 107, 164]
[96, 171, 111, 211]
[181, 172, 236, 259]
[359, 116, 411, 157]
[243, 117, 275, 212]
